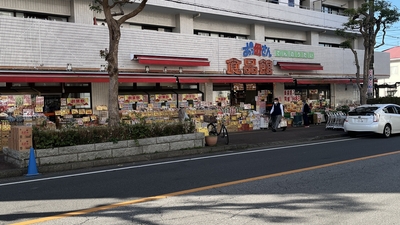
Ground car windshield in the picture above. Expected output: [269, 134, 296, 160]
[348, 106, 378, 116]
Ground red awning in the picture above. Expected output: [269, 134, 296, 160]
[0, 71, 177, 83]
[296, 78, 355, 84]
[0, 71, 293, 83]
[277, 62, 323, 70]
[132, 55, 210, 67]
[178, 76, 293, 83]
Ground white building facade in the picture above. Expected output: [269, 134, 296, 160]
[0, 0, 390, 115]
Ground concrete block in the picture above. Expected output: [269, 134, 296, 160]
[39, 154, 78, 165]
[194, 139, 205, 148]
[4, 148, 30, 161]
[195, 132, 205, 139]
[58, 144, 95, 155]
[170, 140, 194, 151]
[36, 148, 59, 157]
[78, 150, 112, 161]
[137, 137, 157, 146]
[143, 143, 170, 154]
[127, 139, 140, 147]
[157, 135, 183, 144]
[112, 147, 143, 157]
[95, 141, 128, 150]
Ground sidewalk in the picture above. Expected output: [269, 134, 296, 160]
[0, 124, 346, 178]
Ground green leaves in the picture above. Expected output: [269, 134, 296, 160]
[32, 121, 196, 149]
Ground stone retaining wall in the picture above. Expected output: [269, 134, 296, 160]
[3, 133, 205, 173]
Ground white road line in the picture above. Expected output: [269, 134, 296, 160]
[0, 138, 352, 187]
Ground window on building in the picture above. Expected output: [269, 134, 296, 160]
[322, 5, 342, 15]
[142, 25, 173, 32]
[24, 12, 68, 21]
[195, 30, 247, 40]
[288, 0, 295, 7]
[0, 10, 13, 17]
[265, 37, 304, 44]
[319, 42, 341, 48]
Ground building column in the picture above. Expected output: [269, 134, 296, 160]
[174, 13, 194, 34]
[301, 0, 312, 10]
[330, 83, 337, 108]
[70, 0, 94, 24]
[200, 83, 213, 103]
[306, 31, 319, 46]
[249, 24, 265, 42]
[273, 83, 285, 102]
[92, 83, 109, 115]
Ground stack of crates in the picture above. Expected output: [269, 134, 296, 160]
[0, 120, 11, 150]
[8, 126, 32, 151]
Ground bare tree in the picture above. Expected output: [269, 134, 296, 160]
[336, 0, 400, 104]
[90, 0, 148, 127]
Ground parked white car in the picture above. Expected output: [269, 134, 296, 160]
[344, 104, 400, 138]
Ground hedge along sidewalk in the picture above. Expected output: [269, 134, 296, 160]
[3, 133, 205, 174]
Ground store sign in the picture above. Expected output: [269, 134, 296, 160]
[242, 42, 272, 57]
[182, 94, 199, 101]
[67, 98, 89, 106]
[118, 95, 144, 103]
[368, 69, 374, 94]
[216, 97, 228, 102]
[275, 50, 314, 59]
[36, 96, 44, 107]
[226, 58, 273, 75]
[155, 94, 172, 102]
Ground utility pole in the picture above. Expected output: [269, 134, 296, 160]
[367, 0, 374, 99]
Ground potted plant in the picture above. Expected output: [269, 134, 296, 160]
[205, 132, 218, 146]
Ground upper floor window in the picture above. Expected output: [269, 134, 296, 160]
[265, 37, 304, 44]
[194, 30, 247, 40]
[319, 42, 341, 48]
[142, 25, 173, 32]
[0, 10, 13, 17]
[322, 5, 342, 15]
[24, 12, 68, 22]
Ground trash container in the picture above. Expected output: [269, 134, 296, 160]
[293, 114, 302, 127]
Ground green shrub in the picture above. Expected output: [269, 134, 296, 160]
[367, 97, 400, 105]
[33, 120, 195, 149]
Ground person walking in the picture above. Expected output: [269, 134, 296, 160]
[270, 98, 284, 132]
[302, 99, 311, 127]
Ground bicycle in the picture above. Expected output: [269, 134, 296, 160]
[206, 116, 229, 145]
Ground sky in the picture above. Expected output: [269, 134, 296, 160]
[375, 0, 400, 52]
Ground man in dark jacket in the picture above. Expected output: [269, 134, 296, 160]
[270, 98, 284, 132]
[302, 100, 311, 127]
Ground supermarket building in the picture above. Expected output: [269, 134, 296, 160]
[0, 0, 390, 116]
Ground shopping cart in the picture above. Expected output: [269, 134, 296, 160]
[325, 111, 346, 130]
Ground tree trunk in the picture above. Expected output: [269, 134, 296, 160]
[107, 20, 121, 128]
[349, 48, 362, 104]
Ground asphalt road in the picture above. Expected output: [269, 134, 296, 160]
[1, 135, 400, 224]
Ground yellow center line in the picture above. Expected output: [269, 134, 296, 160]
[12, 150, 400, 225]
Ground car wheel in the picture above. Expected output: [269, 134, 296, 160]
[348, 131, 357, 138]
[383, 124, 391, 138]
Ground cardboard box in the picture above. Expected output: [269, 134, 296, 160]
[14, 138, 32, 151]
[12, 126, 32, 139]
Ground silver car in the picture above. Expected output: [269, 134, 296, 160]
[343, 104, 400, 138]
